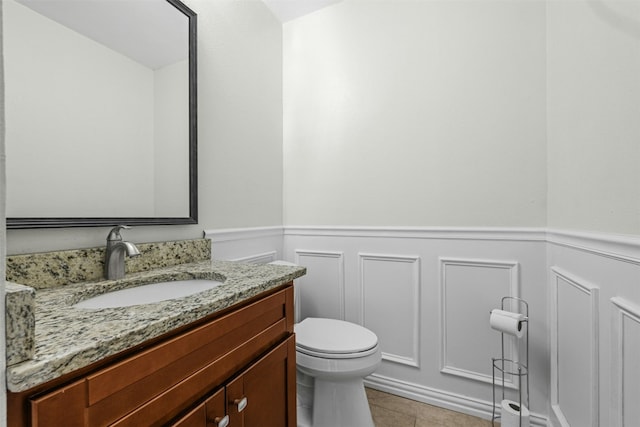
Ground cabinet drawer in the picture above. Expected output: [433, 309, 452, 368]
[30, 380, 86, 427]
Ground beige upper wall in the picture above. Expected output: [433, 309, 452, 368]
[284, 0, 640, 235]
[6, 0, 284, 254]
[6, 0, 640, 256]
[546, 0, 640, 235]
[283, 0, 548, 227]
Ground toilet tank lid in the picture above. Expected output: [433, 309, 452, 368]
[295, 318, 378, 354]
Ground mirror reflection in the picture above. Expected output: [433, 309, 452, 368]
[4, 0, 197, 227]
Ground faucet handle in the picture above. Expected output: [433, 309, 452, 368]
[107, 225, 131, 241]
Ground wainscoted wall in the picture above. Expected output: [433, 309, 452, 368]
[206, 226, 640, 427]
[283, 227, 549, 426]
[546, 231, 640, 427]
[205, 226, 283, 264]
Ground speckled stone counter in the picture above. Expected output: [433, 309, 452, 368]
[5, 240, 305, 393]
[6, 282, 35, 366]
[5, 239, 213, 367]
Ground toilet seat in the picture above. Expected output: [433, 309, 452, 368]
[295, 318, 379, 359]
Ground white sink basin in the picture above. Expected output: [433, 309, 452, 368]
[74, 279, 224, 309]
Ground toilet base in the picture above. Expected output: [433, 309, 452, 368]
[298, 374, 374, 427]
[297, 371, 313, 427]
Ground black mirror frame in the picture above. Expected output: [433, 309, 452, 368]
[7, 0, 198, 229]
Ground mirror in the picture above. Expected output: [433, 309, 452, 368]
[4, 0, 197, 229]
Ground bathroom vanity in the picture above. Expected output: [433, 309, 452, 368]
[5, 239, 305, 427]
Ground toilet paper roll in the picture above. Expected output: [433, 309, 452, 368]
[490, 309, 526, 338]
[500, 399, 530, 427]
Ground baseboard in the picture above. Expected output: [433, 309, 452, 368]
[365, 374, 549, 427]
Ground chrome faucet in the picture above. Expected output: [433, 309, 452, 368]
[104, 225, 141, 280]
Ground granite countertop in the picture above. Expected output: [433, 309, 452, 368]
[6, 259, 305, 393]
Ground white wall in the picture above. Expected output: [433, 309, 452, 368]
[547, 0, 640, 235]
[209, 225, 640, 426]
[280, 1, 640, 426]
[545, 232, 640, 427]
[544, 5, 640, 422]
[1, 1, 8, 423]
[283, 0, 547, 227]
[5, 1, 640, 426]
[5, 0, 284, 254]
[544, 5, 640, 424]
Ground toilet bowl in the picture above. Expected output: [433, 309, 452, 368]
[294, 317, 382, 427]
[267, 260, 381, 427]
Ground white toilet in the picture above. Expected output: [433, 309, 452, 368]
[295, 317, 382, 427]
[268, 261, 382, 427]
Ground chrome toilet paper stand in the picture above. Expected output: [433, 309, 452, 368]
[491, 296, 529, 427]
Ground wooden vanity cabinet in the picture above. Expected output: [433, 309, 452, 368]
[169, 336, 296, 427]
[10, 284, 296, 427]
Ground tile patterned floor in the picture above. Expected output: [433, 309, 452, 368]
[366, 388, 497, 427]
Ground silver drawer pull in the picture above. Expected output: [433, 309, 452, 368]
[234, 397, 248, 412]
[213, 415, 229, 427]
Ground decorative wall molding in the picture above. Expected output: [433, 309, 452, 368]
[547, 229, 640, 265]
[439, 258, 520, 387]
[203, 226, 284, 242]
[204, 226, 640, 264]
[229, 250, 277, 264]
[205, 226, 284, 262]
[359, 253, 421, 367]
[550, 267, 599, 427]
[294, 250, 345, 321]
[610, 297, 640, 427]
[285, 225, 546, 242]
[201, 225, 640, 427]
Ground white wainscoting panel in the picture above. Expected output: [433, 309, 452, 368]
[204, 226, 283, 262]
[611, 297, 640, 427]
[550, 267, 599, 427]
[294, 250, 345, 321]
[199, 225, 640, 427]
[359, 253, 421, 367]
[439, 258, 520, 386]
[231, 250, 277, 264]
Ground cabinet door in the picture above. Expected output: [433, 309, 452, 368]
[226, 337, 296, 427]
[170, 387, 228, 427]
[204, 388, 229, 427]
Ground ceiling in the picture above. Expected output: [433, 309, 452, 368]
[262, 0, 342, 22]
[16, 0, 188, 70]
[17, 0, 342, 69]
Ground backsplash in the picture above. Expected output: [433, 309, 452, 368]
[6, 238, 211, 289]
